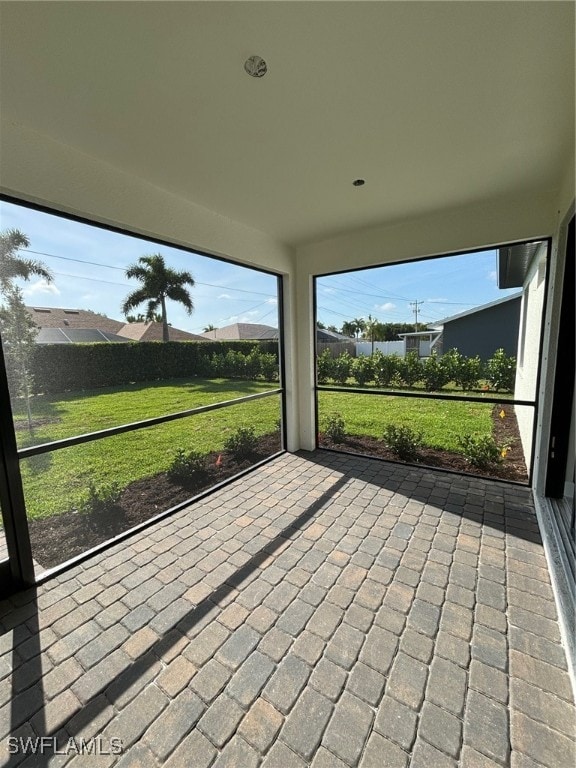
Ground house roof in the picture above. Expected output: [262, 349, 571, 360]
[398, 331, 442, 339]
[26, 306, 125, 334]
[430, 293, 523, 327]
[317, 328, 354, 342]
[202, 323, 279, 341]
[35, 328, 130, 344]
[118, 322, 207, 342]
[498, 241, 544, 289]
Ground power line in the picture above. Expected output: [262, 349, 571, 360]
[409, 300, 424, 331]
[23, 248, 276, 298]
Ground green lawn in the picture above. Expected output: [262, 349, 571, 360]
[318, 391, 493, 452]
[14, 378, 280, 520]
[14, 379, 494, 521]
[319, 379, 513, 399]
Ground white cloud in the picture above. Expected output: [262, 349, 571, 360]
[376, 302, 396, 312]
[217, 293, 232, 299]
[265, 297, 278, 305]
[22, 279, 61, 297]
[487, 271, 497, 283]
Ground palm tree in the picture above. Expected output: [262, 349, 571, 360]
[203, 324, 217, 332]
[122, 254, 195, 341]
[352, 318, 366, 339]
[341, 321, 357, 338]
[0, 229, 53, 293]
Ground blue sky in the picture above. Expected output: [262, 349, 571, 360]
[1, 199, 517, 333]
[317, 251, 518, 329]
[0, 200, 280, 334]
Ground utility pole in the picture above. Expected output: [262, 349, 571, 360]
[410, 300, 423, 332]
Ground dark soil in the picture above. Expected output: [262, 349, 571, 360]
[319, 404, 528, 483]
[28, 433, 281, 569]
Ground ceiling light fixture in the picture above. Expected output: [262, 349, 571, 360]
[353, 179, 366, 187]
[244, 55, 268, 78]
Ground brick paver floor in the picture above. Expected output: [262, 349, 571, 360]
[0, 451, 574, 767]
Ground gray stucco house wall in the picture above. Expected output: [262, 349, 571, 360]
[441, 295, 521, 361]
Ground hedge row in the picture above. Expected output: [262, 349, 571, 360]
[317, 348, 516, 392]
[30, 341, 279, 394]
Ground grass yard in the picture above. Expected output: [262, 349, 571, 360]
[13, 377, 276, 448]
[318, 391, 494, 453]
[15, 378, 281, 520]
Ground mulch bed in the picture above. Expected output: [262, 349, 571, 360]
[319, 404, 528, 484]
[29, 406, 527, 570]
[28, 434, 281, 569]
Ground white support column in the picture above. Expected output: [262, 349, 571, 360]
[292, 264, 316, 451]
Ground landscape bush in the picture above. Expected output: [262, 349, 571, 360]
[372, 351, 400, 387]
[323, 413, 346, 443]
[30, 340, 279, 394]
[351, 355, 374, 386]
[78, 480, 122, 515]
[332, 351, 353, 384]
[485, 348, 516, 392]
[457, 434, 507, 469]
[167, 448, 207, 482]
[223, 425, 259, 460]
[316, 347, 516, 394]
[316, 349, 334, 384]
[443, 349, 483, 391]
[382, 424, 424, 461]
[421, 353, 451, 392]
[397, 352, 423, 387]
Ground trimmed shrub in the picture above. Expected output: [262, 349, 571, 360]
[332, 352, 353, 385]
[443, 349, 483, 391]
[372, 351, 400, 387]
[382, 424, 424, 461]
[168, 449, 206, 482]
[223, 426, 258, 460]
[485, 348, 516, 392]
[323, 413, 346, 443]
[317, 349, 334, 384]
[29, 340, 279, 394]
[351, 355, 374, 386]
[397, 351, 423, 387]
[458, 434, 508, 469]
[421, 353, 451, 392]
[78, 480, 122, 515]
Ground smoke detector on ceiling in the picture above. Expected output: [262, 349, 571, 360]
[244, 55, 268, 78]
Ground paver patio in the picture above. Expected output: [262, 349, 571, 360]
[0, 450, 574, 767]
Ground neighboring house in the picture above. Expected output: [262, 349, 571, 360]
[118, 322, 207, 342]
[25, 306, 206, 343]
[316, 328, 351, 343]
[35, 328, 129, 344]
[431, 293, 522, 361]
[397, 330, 442, 358]
[26, 306, 126, 335]
[202, 323, 279, 341]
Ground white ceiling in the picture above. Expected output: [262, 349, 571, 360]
[0, 2, 574, 246]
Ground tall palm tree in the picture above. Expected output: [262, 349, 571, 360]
[0, 229, 53, 293]
[122, 254, 195, 342]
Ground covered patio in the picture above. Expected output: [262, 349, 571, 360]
[1, 451, 574, 766]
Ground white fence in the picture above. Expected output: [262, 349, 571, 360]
[355, 341, 405, 357]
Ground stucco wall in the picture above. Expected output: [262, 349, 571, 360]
[514, 244, 548, 469]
